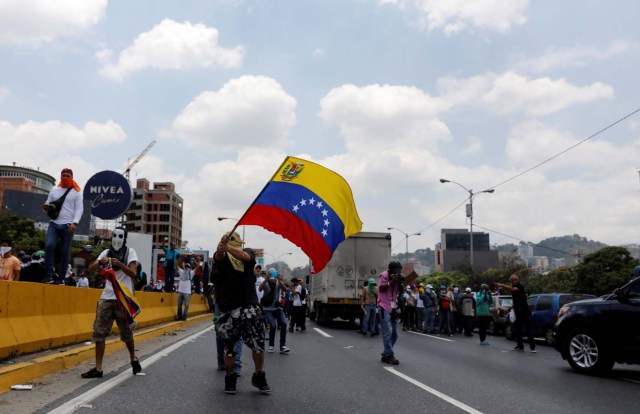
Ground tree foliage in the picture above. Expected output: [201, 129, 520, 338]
[0, 211, 46, 252]
[574, 246, 638, 295]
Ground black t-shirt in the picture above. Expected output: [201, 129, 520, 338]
[212, 251, 258, 312]
[512, 282, 528, 312]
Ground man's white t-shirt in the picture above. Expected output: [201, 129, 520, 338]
[76, 276, 89, 288]
[293, 284, 303, 306]
[178, 268, 194, 294]
[97, 248, 138, 300]
[255, 276, 265, 300]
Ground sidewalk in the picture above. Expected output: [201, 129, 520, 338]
[0, 313, 213, 393]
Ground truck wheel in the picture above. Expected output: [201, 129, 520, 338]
[564, 328, 614, 374]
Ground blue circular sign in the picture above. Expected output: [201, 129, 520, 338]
[83, 170, 132, 219]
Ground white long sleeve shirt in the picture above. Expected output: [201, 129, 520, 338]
[46, 187, 84, 225]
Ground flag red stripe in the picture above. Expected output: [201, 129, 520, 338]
[241, 204, 333, 273]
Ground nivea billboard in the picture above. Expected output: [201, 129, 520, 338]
[83, 170, 132, 219]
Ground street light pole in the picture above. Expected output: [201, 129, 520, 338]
[217, 217, 245, 244]
[264, 252, 292, 276]
[439, 178, 494, 274]
[387, 227, 421, 267]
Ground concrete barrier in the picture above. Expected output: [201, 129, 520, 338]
[0, 281, 210, 360]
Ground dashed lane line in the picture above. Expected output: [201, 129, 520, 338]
[313, 327, 333, 338]
[384, 367, 484, 414]
[406, 330, 455, 342]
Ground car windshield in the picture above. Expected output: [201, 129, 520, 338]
[498, 297, 512, 307]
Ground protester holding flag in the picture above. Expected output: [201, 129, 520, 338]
[213, 231, 270, 395]
[81, 226, 142, 379]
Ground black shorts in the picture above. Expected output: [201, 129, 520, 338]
[215, 305, 265, 356]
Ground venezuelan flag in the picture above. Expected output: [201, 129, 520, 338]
[101, 267, 141, 328]
[238, 156, 363, 273]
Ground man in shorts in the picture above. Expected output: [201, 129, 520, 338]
[213, 231, 270, 395]
[81, 226, 142, 378]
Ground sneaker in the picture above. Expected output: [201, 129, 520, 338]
[530, 346, 537, 353]
[131, 358, 142, 375]
[267, 345, 275, 353]
[381, 355, 400, 365]
[480, 341, 490, 346]
[280, 346, 290, 354]
[513, 345, 524, 351]
[251, 371, 271, 394]
[224, 373, 238, 394]
[81, 367, 103, 378]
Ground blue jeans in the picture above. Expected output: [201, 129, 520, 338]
[44, 222, 74, 279]
[424, 306, 436, 332]
[363, 304, 377, 334]
[379, 308, 398, 358]
[263, 308, 288, 348]
[177, 292, 191, 318]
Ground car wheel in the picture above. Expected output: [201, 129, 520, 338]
[564, 329, 614, 374]
[504, 323, 513, 340]
[544, 328, 555, 346]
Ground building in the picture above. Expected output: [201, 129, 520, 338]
[518, 243, 534, 260]
[434, 228, 499, 273]
[124, 178, 183, 248]
[0, 164, 55, 210]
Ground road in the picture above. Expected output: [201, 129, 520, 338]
[2, 319, 639, 414]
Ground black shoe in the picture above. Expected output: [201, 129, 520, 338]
[251, 371, 271, 394]
[81, 368, 103, 378]
[513, 345, 524, 351]
[225, 373, 238, 395]
[131, 358, 142, 375]
[381, 355, 399, 365]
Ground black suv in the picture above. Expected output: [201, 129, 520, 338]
[553, 277, 640, 374]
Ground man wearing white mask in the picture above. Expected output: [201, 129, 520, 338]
[81, 226, 142, 379]
[0, 239, 20, 281]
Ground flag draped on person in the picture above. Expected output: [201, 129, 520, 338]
[101, 262, 141, 328]
[238, 156, 363, 273]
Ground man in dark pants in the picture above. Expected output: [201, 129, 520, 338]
[497, 274, 536, 353]
[161, 239, 179, 292]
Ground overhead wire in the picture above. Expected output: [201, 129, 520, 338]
[473, 223, 579, 257]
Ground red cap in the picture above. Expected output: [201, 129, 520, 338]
[61, 168, 73, 176]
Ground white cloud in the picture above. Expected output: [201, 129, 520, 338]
[98, 19, 245, 81]
[462, 136, 483, 154]
[483, 72, 614, 116]
[170, 75, 297, 150]
[512, 41, 635, 74]
[319, 83, 451, 153]
[380, 0, 529, 35]
[0, 0, 106, 45]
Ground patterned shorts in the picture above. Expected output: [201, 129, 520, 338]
[215, 305, 265, 356]
[92, 299, 133, 342]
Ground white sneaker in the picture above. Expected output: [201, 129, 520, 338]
[267, 346, 274, 353]
[280, 346, 290, 354]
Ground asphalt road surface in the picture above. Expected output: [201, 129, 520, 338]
[2, 319, 639, 414]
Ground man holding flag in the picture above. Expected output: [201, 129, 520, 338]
[81, 226, 142, 379]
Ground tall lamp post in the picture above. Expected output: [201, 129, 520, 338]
[387, 227, 421, 267]
[217, 217, 245, 244]
[264, 252, 292, 276]
[439, 178, 494, 274]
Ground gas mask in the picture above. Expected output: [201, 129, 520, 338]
[111, 227, 127, 251]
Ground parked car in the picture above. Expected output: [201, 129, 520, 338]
[489, 295, 512, 335]
[505, 293, 596, 345]
[554, 277, 640, 374]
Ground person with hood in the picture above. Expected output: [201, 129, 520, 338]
[42, 168, 83, 284]
[475, 283, 493, 345]
[360, 277, 378, 337]
[81, 226, 142, 378]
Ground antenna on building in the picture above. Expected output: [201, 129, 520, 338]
[124, 140, 156, 181]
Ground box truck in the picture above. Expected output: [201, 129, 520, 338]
[309, 231, 391, 324]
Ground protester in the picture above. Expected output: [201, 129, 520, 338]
[377, 260, 403, 365]
[161, 239, 179, 293]
[135, 263, 148, 291]
[76, 272, 90, 288]
[475, 283, 493, 345]
[259, 268, 290, 354]
[176, 259, 194, 321]
[497, 274, 536, 353]
[458, 287, 476, 337]
[212, 231, 270, 395]
[0, 239, 20, 281]
[289, 278, 307, 333]
[43, 168, 83, 284]
[81, 226, 142, 378]
[360, 278, 378, 337]
[20, 252, 46, 283]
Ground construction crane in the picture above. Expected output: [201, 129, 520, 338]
[124, 140, 156, 181]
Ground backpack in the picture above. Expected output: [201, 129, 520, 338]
[260, 282, 278, 307]
[440, 295, 450, 310]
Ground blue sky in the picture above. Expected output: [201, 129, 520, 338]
[1, 0, 639, 268]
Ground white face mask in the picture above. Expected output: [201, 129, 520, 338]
[0, 246, 11, 256]
[112, 229, 126, 250]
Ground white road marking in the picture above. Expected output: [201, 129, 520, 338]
[620, 377, 640, 385]
[384, 367, 484, 414]
[407, 331, 455, 342]
[48, 326, 214, 414]
[313, 327, 333, 338]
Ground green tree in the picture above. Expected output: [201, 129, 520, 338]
[528, 267, 577, 293]
[574, 246, 639, 295]
[0, 211, 46, 252]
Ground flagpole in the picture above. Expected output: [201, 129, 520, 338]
[226, 156, 290, 237]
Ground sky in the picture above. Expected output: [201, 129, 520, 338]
[1, 0, 640, 269]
